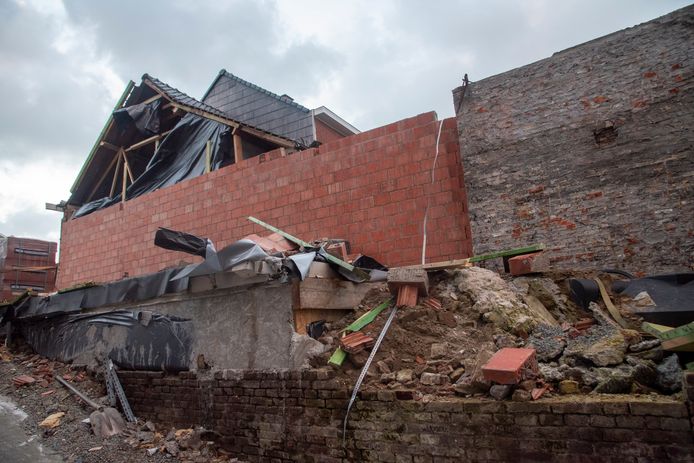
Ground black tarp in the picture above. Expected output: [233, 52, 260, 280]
[612, 273, 694, 326]
[113, 99, 162, 136]
[74, 113, 232, 218]
[20, 310, 193, 371]
[1, 267, 189, 323]
[154, 227, 210, 258]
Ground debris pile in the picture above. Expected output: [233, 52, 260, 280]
[0, 343, 242, 463]
[316, 266, 687, 401]
[123, 423, 236, 462]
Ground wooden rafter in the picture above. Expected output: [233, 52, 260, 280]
[125, 129, 173, 152]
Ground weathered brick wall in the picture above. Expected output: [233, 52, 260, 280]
[120, 369, 694, 462]
[453, 6, 694, 273]
[57, 112, 471, 288]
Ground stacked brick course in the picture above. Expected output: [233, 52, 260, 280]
[454, 6, 694, 273]
[57, 112, 471, 288]
[120, 369, 694, 462]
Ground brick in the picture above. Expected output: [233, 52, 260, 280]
[482, 348, 538, 384]
[508, 252, 549, 275]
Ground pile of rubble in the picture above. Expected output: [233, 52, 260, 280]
[123, 422, 236, 462]
[0, 343, 242, 463]
[315, 266, 684, 401]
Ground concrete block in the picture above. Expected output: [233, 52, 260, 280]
[387, 267, 429, 296]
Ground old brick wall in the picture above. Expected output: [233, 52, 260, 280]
[453, 6, 693, 273]
[57, 112, 471, 288]
[120, 369, 694, 462]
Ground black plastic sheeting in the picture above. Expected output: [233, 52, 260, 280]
[1, 267, 189, 323]
[113, 99, 162, 136]
[74, 113, 233, 218]
[19, 310, 193, 371]
[171, 239, 272, 280]
[154, 227, 211, 258]
[612, 273, 694, 326]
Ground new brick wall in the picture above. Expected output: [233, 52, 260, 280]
[453, 6, 694, 273]
[57, 112, 471, 288]
[120, 369, 694, 462]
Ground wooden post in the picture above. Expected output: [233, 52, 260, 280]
[109, 152, 122, 198]
[121, 154, 128, 202]
[233, 133, 243, 164]
[205, 140, 212, 173]
[121, 149, 134, 183]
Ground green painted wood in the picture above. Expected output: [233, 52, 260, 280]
[248, 216, 370, 281]
[658, 321, 694, 340]
[328, 347, 347, 366]
[468, 244, 544, 263]
[344, 298, 393, 333]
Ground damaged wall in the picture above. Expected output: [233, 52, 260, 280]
[454, 6, 694, 273]
[120, 368, 694, 462]
[57, 112, 471, 288]
[19, 282, 322, 371]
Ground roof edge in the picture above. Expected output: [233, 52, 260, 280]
[311, 106, 360, 136]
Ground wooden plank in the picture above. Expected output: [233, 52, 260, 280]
[662, 333, 694, 352]
[298, 279, 379, 310]
[205, 140, 212, 173]
[86, 151, 120, 203]
[404, 244, 545, 271]
[233, 133, 243, 164]
[642, 321, 673, 337]
[344, 298, 392, 332]
[248, 216, 369, 280]
[121, 155, 127, 202]
[121, 149, 134, 183]
[125, 129, 173, 152]
[468, 244, 545, 263]
[109, 152, 122, 198]
[328, 347, 347, 366]
[99, 141, 120, 152]
[658, 321, 694, 341]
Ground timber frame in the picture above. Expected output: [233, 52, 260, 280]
[69, 74, 296, 208]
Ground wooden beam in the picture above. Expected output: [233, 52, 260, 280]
[233, 133, 243, 164]
[205, 140, 212, 173]
[99, 141, 120, 152]
[125, 129, 173, 152]
[139, 94, 162, 105]
[85, 152, 120, 203]
[109, 152, 122, 198]
[121, 155, 128, 202]
[121, 149, 134, 183]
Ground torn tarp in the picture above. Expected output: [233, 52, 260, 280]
[154, 227, 212, 258]
[1, 267, 189, 323]
[19, 310, 193, 371]
[74, 113, 232, 218]
[172, 239, 274, 280]
[113, 98, 162, 136]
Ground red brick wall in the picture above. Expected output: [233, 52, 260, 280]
[57, 112, 471, 288]
[314, 118, 346, 144]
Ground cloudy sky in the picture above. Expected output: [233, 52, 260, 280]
[0, 0, 689, 248]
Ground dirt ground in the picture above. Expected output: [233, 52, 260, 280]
[0, 343, 240, 463]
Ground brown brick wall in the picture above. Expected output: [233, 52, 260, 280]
[314, 119, 346, 144]
[120, 369, 694, 462]
[57, 112, 472, 288]
[453, 6, 694, 273]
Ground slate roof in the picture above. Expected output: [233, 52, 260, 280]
[143, 74, 295, 145]
[202, 69, 315, 144]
